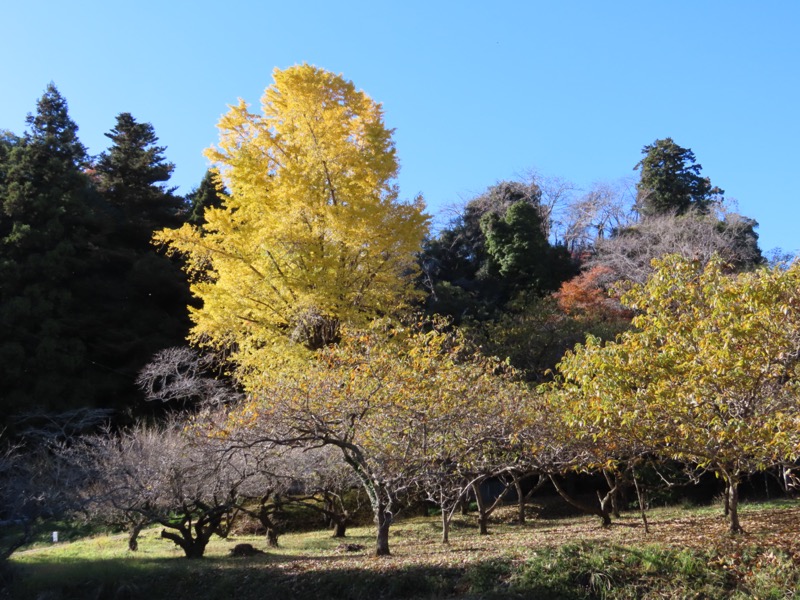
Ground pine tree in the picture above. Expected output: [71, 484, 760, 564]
[83, 114, 191, 413]
[0, 84, 100, 416]
[634, 138, 723, 217]
[186, 169, 225, 225]
[95, 112, 184, 244]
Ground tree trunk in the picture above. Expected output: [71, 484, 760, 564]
[332, 520, 348, 538]
[723, 488, 731, 516]
[549, 474, 612, 527]
[160, 528, 209, 559]
[266, 527, 280, 548]
[324, 494, 335, 528]
[477, 514, 489, 535]
[375, 509, 392, 556]
[727, 480, 744, 534]
[515, 478, 526, 525]
[632, 471, 649, 535]
[257, 504, 281, 548]
[471, 482, 492, 535]
[128, 523, 144, 552]
[441, 508, 450, 544]
[602, 469, 622, 519]
[341, 450, 392, 555]
[459, 495, 469, 515]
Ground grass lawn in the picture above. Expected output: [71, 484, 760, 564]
[5, 499, 800, 599]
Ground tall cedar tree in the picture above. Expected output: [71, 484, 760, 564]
[95, 113, 184, 244]
[86, 113, 191, 414]
[634, 138, 723, 217]
[0, 84, 102, 417]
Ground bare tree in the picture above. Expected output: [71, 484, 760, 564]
[590, 208, 762, 284]
[560, 179, 637, 252]
[0, 436, 80, 562]
[137, 346, 242, 408]
[285, 446, 363, 538]
[70, 422, 249, 558]
[230, 444, 299, 548]
[12, 408, 114, 442]
[521, 169, 580, 244]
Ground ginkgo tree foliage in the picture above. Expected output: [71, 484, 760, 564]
[552, 254, 800, 533]
[156, 65, 429, 369]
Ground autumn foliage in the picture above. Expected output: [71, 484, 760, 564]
[553, 265, 628, 320]
[553, 255, 800, 533]
[156, 65, 429, 371]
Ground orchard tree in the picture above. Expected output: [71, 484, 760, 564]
[282, 446, 363, 538]
[71, 422, 249, 558]
[223, 321, 526, 555]
[553, 255, 800, 533]
[634, 138, 723, 217]
[157, 64, 429, 371]
[0, 436, 82, 562]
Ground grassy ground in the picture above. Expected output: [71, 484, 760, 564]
[5, 499, 800, 599]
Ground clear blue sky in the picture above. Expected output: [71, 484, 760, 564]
[2, 1, 798, 254]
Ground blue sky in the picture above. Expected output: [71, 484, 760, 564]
[2, 1, 798, 254]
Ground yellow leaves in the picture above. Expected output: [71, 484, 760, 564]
[156, 65, 430, 369]
[224, 320, 534, 478]
[551, 253, 800, 475]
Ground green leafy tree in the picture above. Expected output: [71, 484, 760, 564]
[423, 181, 575, 319]
[634, 138, 723, 217]
[481, 200, 575, 293]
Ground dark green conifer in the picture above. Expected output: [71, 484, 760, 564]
[186, 169, 225, 225]
[0, 84, 100, 415]
[635, 138, 723, 217]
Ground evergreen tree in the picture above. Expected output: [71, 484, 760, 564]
[0, 131, 20, 240]
[0, 97, 191, 424]
[481, 200, 570, 292]
[95, 113, 184, 243]
[634, 138, 723, 217]
[186, 169, 225, 225]
[422, 181, 576, 319]
[83, 114, 191, 414]
[0, 84, 101, 416]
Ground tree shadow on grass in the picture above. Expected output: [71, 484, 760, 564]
[3, 552, 594, 600]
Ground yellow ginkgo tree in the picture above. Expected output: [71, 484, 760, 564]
[156, 64, 429, 370]
[554, 255, 800, 533]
